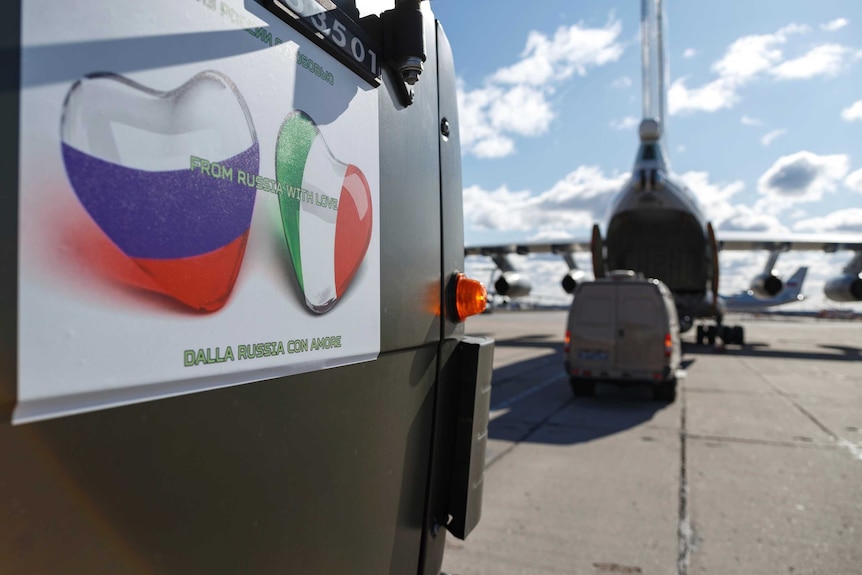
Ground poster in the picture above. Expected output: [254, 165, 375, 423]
[17, 0, 381, 423]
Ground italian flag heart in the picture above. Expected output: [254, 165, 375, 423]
[276, 111, 373, 313]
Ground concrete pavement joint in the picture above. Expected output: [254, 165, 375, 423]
[677, 384, 692, 575]
[738, 358, 862, 463]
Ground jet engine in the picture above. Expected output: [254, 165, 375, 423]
[494, 272, 531, 298]
[561, 270, 586, 294]
[824, 273, 862, 302]
[749, 273, 782, 298]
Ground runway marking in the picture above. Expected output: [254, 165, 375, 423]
[685, 433, 841, 451]
[489, 371, 566, 413]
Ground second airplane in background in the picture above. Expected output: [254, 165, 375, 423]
[723, 267, 807, 313]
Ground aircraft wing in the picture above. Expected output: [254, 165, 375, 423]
[464, 241, 592, 256]
[466, 232, 862, 257]
[716, 231, 862, 252]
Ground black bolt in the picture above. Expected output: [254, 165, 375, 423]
[441, 118, 450, 137]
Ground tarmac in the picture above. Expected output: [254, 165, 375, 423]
[441, 310, 862, 575]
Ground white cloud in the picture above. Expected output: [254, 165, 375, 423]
[612, 75, 633, 88]
[492, 20, 624, 86]
[741, 115, 763, 126]
[717, 206, 790, 233]
[846, 167, 862, 192]
[610, 116, 639, 130]
[757, 151, 850, 210]
[669, 26, 806, 114]
[669, 23, 858, 115]
[471, 137, 516, 160]
[770, 44, 852, 79]
[794, 208, 862, 233]
[458, 85, 515, 159]
[820, 18, 849, 32]
[712, 25, 805, 82]
[458, 18, 624, 158]
[678, 171, 749, 228]
[668, 77, 738, 114]
[841, 100, 862, 122]
[488, 85, 555, 137]
[683, 48, 698, 59]
[463, 184, 535, 231]
[463, 166, 628, 235]
[760, 129, 788, 146]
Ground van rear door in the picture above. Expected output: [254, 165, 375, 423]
[570, 284, 616, 369]
[616, 284, 665, 372]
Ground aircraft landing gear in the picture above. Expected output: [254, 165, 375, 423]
[720, 325, 745, 346]
[695, 324, 745, 346]
[696, 324, 717, 346]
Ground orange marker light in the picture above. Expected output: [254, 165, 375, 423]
[453, 273, 487, 322]
[664, 333, 673, 357]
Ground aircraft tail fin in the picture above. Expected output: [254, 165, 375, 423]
[641, 0, 667, 128]
[783, 267, 808, 299]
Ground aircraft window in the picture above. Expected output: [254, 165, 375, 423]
[641, 145, 656, 160]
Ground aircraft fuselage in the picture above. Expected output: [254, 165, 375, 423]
[603, 124, 720, 327]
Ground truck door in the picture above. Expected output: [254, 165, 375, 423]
[1, 2, 491, 575]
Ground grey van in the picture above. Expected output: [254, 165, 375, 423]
[564, 271, 681, 401]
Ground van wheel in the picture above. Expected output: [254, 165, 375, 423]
[571, 379, 595, 397]
[653, 379, 677, 402]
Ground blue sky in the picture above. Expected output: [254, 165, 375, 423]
[360, 1, 862, 308]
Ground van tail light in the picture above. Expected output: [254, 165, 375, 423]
[664, 332, 673, 357]
[564, 330, 571, 353]
[450, 272, 487, 322]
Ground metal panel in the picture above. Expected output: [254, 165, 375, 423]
[0, 346, 438, 575]
[378, 2, 442, 353]
[0, 0, 20, 420]
[436, 19, 466, 342]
